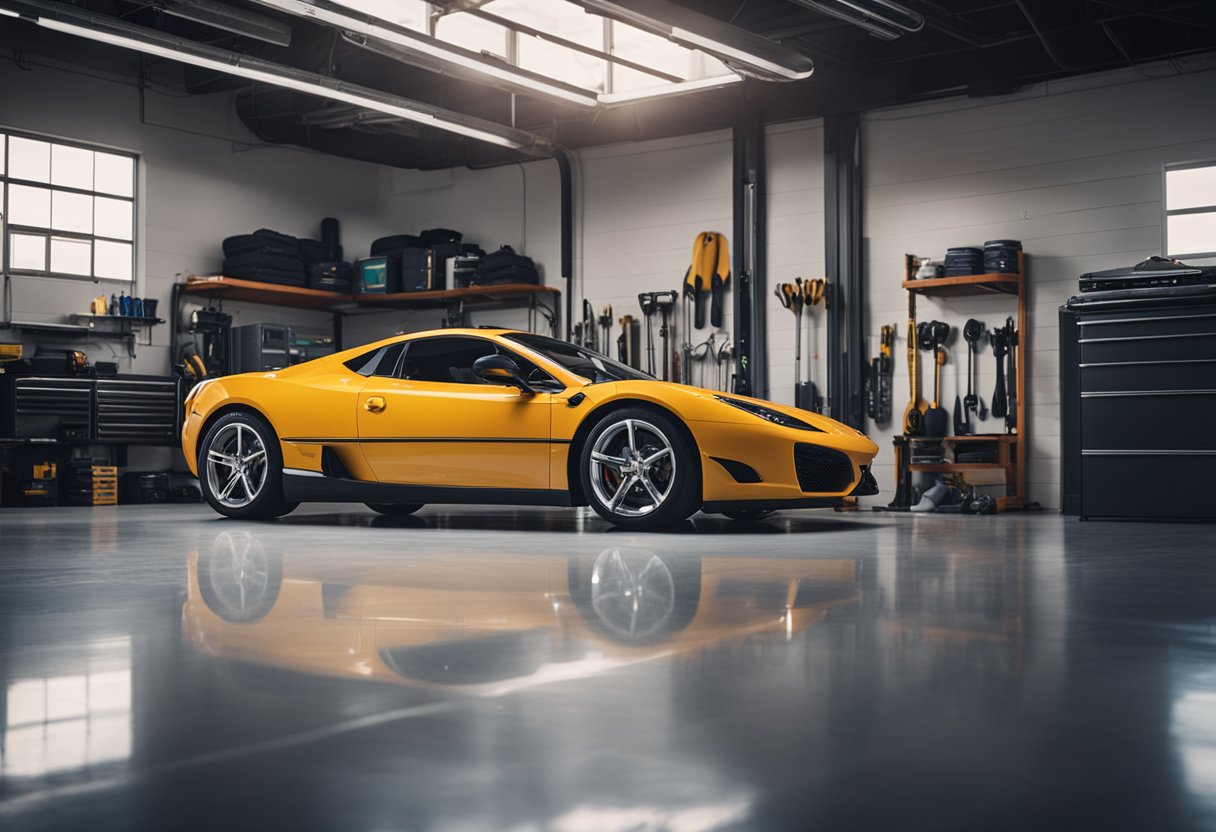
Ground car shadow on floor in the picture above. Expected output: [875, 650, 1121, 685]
[262, 509, 876, 535]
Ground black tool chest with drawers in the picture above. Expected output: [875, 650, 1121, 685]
[2, 373, 181, 445]
[1060, 286, 1216, 520]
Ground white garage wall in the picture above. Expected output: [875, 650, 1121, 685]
[861, 66, 1216, 510]
[357, 124, 827, 402]
[0, 51, 386, 376]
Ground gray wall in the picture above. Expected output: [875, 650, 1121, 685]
[862, 65, 1216, 510]
[1, 50, 386, 377]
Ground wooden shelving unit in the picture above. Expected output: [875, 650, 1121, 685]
[173, 276, 562, 351]
[180, 276, 350, 311]
[898, 254, 1028, 512]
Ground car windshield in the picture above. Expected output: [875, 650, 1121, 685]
[504, 333, 652, 384]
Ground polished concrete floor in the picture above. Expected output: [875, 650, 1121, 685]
[0, 504, 1213, 831]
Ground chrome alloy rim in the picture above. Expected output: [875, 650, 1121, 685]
[590, 548, 675, 640]
[589, 418, 675, 517]
[205, 423, 268, 509]
[207, 531, 270, 616]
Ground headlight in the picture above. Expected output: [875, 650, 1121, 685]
[713, 396, 823, 431]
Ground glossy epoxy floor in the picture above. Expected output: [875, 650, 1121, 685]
[0, 505, 1213, 831]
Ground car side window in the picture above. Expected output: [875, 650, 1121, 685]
[399, 336, 554, 387]
[344, 342, 405, 377]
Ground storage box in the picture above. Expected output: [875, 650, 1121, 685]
[355, 256, 401, 294]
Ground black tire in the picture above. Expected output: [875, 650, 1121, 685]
[197, 410, 294, 520]
[722, 509, 777, 522]
[579, 407, 700, 530]
[366, 503, 424, 517]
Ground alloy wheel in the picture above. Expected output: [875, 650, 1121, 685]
[205, 422, 268, 509]
[588, 418, 675, 517]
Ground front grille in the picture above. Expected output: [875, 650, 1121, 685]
[794, 443, 855, 493]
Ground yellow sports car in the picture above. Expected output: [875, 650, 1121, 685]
[181, 328, 878, 529]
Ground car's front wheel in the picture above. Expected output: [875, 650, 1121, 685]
[198, 411, 296, 520]
[580, 408, 699, 530]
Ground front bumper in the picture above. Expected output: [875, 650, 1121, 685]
[692, 418, 878, 505]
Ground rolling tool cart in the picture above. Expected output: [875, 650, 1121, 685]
[1060, 259, 1216, 520]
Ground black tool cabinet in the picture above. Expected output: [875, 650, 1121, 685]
[1060, 289, 1216, 520]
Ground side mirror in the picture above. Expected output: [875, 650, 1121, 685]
[473, 354, 533, 393]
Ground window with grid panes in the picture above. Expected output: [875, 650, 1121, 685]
[1, 130, 136, 282]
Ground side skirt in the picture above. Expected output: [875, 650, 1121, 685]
[283, 470, 573, 507]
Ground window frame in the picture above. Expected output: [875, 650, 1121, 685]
[1, 126, 139, 284]
[399, 334, 563, 390]
[1163, 158, 1216, 260]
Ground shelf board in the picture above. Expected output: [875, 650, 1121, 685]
[355, 283, 560, 310]
[69, 314, 164, 326]
[182, 277, 559, 313]
[909, 463, 1007, 472]
[184, 276, 350, 311]
[907, 434, 1017, 443]
[902, 272, 1022, 297]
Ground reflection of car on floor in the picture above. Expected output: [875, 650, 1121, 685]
[182, 532, 860, 694]
[181, 329, 879, 529]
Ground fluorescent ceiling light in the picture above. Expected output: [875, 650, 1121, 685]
[597, 73, 742, 105]
[671, 28, 809, 81]
[19, 9, 544, 150]
[0, 5, 20, 14]
[249, 0, 600, 107]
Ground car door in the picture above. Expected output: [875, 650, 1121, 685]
[355, 335, 555, 489]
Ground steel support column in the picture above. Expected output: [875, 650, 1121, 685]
[824, 113, 865, 429]
[732, 109, 767, 398]
[555, 149, 574, 341]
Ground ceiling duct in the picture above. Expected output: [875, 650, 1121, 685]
[785, 0, 924, 41]
[159, 0, 292, 47]
[1, 0, 552, 152]
[568, 0, 814, 81]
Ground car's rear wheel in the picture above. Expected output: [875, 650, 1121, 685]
[580, 408, 699, 530]
[198, 411, 295, 520]
[366, 503, 424, 518]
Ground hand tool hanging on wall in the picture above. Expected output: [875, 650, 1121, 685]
[684, 232, 713, 331]
[654, 291, 678, 381]
[990, 324, 1009, 420]
[1005, 316, 1018, 434]
[878, 324, 895, 424]
[638, 293, 657, 376]
[711, 233, 731, 329]
[618, 314, 640, 369]
[680, 279, 694, 384]
[717, 340, 734, 392]
[963, 319, 983, 424]
[925, 344, 949, 438]
[903, 293, 927, 436]
[582, 300, 597, 352]
[689, 335, 715, 388]
[598, 305, 613, 355]
[953, 346, 968, 436]
[866, 356, 880, 422]
[774, 280, 806, 405]
[800, 278, 827, 412]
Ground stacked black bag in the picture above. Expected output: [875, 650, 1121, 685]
[476, 245, 539, 285]
[221, 222, 352, 292]
[222, 229, 306, 286]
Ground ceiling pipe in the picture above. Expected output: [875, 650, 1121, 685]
[158, 0, 291, 47]
[2, 0, 554, 152]
[785, 0, 924, 41]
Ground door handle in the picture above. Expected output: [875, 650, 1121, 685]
[364, 396, 386, 413]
